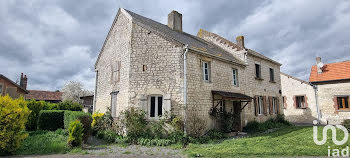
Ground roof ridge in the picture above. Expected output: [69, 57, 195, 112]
[281, 72, 310, 85]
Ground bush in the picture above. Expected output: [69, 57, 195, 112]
[38, 110, 65, 131]
[186, 111, 206, 138]
[342, 119, 350, 132]
[120, 107, 148, 141]
[206, 129, 226, 139]
[77, 115, 92, 143]
[67, 120, 84, 147]
[91, 112, 104, 133]
[170, 116, 184, 131]
[0, 96, 30, 154]
[244, 115, 292, 134]
[26, 100, 46, 131]
[58, 100, 82, 111]
[64, 111, 91, 129]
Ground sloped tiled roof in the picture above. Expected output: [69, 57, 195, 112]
[26, 90, 63, 101]
[122, 9, 245, 65]
[197, 29, 281, 65]
[309, 60, 350, 83]
[0, 74, 29, 93]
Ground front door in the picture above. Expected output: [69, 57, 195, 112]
[232, 101, 241, 131]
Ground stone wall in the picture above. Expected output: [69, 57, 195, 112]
[280, 73, 317, 124]
[317, 82, 350, 124]
[128, 23, 184, 117]
[95, 12, 132, 115]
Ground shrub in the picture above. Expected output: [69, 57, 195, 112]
[91, 112, 104, 133]
[244, 116, 292, 134]
[58, 100, 82, 111]
[26, 99, 46, 130]
[186, 111, 206, 138]
[77, 115, 92, 143]
[342, 119, 350, 132]
[64, 111, 91, 129]
[120, 107, 148, 141]
[0, 96, 30, 154]
[206, 129, 226, 139]
[67, 120, 84, 147]
[275, 114, 291, 126]
[170, 116, 184, 131]
[37, 110, 65, 131]
[148, 120, 168, 139]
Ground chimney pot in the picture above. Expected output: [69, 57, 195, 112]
[168, 10, 182, 32]
[236, 36, 245, 48]
[20, 73, 28, 90]
[316, 57, 323, 74]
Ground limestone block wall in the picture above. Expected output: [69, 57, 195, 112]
[317, 82, 350, 124]
[242, 54, 283, 124]
[280, 73, 317, 124]
[128, 23, 184, 117]
[95, 12, 132, 115]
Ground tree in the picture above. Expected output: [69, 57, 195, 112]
[61, 81, 93, 103]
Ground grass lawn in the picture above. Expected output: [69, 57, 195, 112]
[185, 126, 350, 157]
[16, 130, 69, 155]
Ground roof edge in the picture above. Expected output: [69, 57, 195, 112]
[280, 72, 311, 85]
[0, 74, 29, 94]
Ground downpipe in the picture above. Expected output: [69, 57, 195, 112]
[183, 44, 189, 136]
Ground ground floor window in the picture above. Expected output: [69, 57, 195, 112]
[257, 96, 263, 115]
[337, 96, 350, 110]
[272, 97, 278, 114]
[149, 96, 163, 118]
[296, 96, 305, 108]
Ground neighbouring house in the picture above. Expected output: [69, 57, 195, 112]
[94, 8, 282, 132]
[26, 90, 63, 103]
[0, 73, 29, 98]
[282, 57, 350, 125]
[80, 95, 94, 113]
[280, 73, 317, 124]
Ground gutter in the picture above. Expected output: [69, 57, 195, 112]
[183, 44, 189, 136]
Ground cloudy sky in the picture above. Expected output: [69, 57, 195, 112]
[1, 0, 349, 91]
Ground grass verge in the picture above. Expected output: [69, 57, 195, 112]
[16, 130, 69, 155]
[184, 126, 350, 157]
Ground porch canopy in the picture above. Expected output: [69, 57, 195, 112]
[212, 90, 253, 102]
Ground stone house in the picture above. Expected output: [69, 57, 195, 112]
[94, 8, 282, 132]
[281, 57, 350, 125]
[0, 73, 29, 99]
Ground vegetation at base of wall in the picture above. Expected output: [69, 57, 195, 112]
[244, 114, 291, 134]
[91, 112, 105, 133]
[0, 96, 30, 155]
[342, 119, 350, 132]
[16, 130, 69, 155]
[67, 120, 84, 147]
[120, 107, 148, 141]
[137, 138, 172, 146]
[37, 110, 65, 131]
[186, 111, 206, 138]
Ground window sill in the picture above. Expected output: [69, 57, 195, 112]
[255, 77, 263, 81]
[296, 107, 307, 109]
[337, 110, 350, 112]
[269, 80, 276, 83]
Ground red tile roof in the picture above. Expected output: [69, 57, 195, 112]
[26, 90, 63, 101]
[309, 60, 350, 82]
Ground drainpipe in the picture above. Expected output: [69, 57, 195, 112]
[183, 44, 189, 136]
[311, 83, 321, 124]
[93, 70, 98, 113]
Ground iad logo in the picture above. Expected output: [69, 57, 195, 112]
[313, 120, 348, 145]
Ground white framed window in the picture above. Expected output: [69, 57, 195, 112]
[232, 69, 238, 86]
[149, 95, 163, 118]
[258, 96, 263, 115]
[272, 97, 277, 114]
[202, 61, 210, 81]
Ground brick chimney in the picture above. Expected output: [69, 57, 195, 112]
[168, 10, 182, 32]
[236, 36, 245, 48]
[316, 57, 323, 74]
[20, 73, 28, 90]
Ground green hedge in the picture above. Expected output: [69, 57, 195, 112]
[64, 111, 91, 129]
[37, 110, 65, 131]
